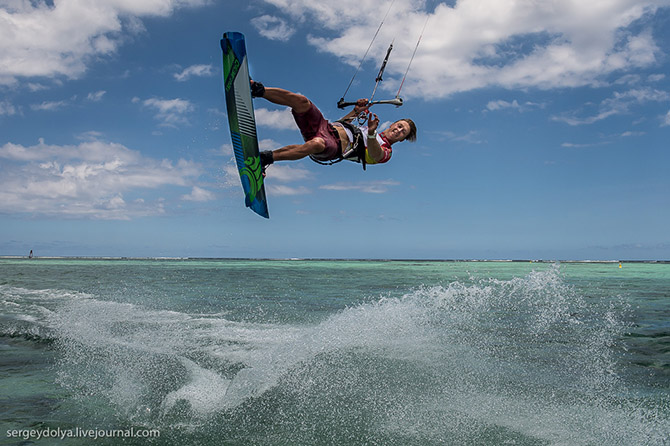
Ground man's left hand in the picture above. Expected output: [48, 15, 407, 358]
[368, 113, 379, 133]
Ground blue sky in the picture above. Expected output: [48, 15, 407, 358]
[1, 0, 669, 260]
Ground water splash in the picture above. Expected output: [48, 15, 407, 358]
[43, 266, 669, 444]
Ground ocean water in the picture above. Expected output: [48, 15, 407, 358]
[1, 259, 668, 445]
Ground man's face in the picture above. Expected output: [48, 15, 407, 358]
[386, 120, 411, 143]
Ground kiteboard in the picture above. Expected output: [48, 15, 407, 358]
[220, 32, 269, 218]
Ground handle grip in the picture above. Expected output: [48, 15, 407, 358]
[337, 97, 403, 109]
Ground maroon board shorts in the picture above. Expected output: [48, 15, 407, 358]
[292, 102, 341, 161]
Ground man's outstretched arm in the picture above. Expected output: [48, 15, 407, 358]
[364, 113, 384, 162]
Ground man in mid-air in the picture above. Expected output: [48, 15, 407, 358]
[250, 81, 417, 170]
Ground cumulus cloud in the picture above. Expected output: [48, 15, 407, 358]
[174, 64, 214, 81]
[254, 107, 296, 130]
[0, 138, 203, 219]
[260, 0, 668, 99]
[0, 0, 208, 84]
[251, 15, 296, 41]
[138, 97, 195, 127]
[181, 186, 215, 202]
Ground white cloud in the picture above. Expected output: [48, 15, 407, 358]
[663, 110, 670, 127]
[30, 100, 68, 111]
[435, 130, 485, 144]
[261, 0, 668, 99]
[181, 186, 215, 202]
[76, 130, 105, 141]
[0, 0, 208, 83]
[486, 99, 520, 112]
[0, 100, 17, 116]
[320, 179, 400, 194]
[485, 99, 546, 114]
[140, 97, 195, 127]
[561, 141, 610, 148]
[219, 143, 234, 156]
[251, 15, 296, 42]
[267, 184, 311, 196]
[0, 138, 203, 219]
[451, 130, 486, 144]
[614, 74, 641, 85]
[552, 87, 670, 125]
[258, 138, 280, 151]
[266, 164, 313, 182]
[174, 64, 214, 81]
[27, 83, 49, 92]
[620, 130, 645, 137]
[254, 107, 296, 130]
[87, 90, 106, 101]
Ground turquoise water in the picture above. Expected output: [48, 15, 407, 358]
[1, 259, 668, 445]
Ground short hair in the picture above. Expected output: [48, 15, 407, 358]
[398, 118, 417, 142]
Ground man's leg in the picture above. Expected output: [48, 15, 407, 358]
[271, 138, 325, 162]
[253, 83, 312, 114]
[260, 138, 326, 168]
[253, 83, 327, 165]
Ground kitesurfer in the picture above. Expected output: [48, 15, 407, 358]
[251, 81, 416, 170]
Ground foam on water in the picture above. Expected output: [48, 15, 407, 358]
[8, 266, 667, 444]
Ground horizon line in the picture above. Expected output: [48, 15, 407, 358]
[1, 256, 668, 264]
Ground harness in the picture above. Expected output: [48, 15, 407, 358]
[309, 120, 367, 170]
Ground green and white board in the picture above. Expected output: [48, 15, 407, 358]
[220, 32, 269, 218]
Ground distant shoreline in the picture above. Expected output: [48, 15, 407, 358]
[1, 256, 668, 264]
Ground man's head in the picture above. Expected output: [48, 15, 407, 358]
[385, 119, 417, 144]
[399, 118, 417, 142]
